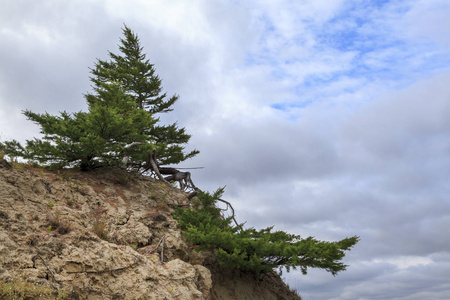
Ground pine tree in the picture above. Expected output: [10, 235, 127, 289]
[88, 25, 198, 167]
[2, 81, 155, 170]
[175, 189, 359, 275]
[2, 26, 197, 170]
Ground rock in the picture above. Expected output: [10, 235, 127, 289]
[194, 264, 213, 298]
[114, 220, 152, 246]
[0, 166, 300, 300]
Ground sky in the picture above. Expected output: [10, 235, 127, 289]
[1, 0, 450, 299]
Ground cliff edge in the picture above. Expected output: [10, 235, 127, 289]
[0, 161, 301, 299]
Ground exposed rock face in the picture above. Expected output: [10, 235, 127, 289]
[0, 163, 300, 299]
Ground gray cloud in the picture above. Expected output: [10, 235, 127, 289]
[1, 1, 450, 299]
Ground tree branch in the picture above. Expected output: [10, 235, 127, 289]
[35, 253, 59, 283]
[148, 150, 170, 185]
[148, 235, 166, 263]
[217, 198, 241, 229]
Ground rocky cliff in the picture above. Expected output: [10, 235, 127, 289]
[0, 161, 301, 299]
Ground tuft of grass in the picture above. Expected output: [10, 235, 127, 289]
[47, 211, 72, 235]
[118, 174, 132, 185]
[155, 199, 169, 211]
[0, 278, 70, 299]
[12, 161, 26, 171]
[92, 219, 109, 241]
[284, 282, 302, 300]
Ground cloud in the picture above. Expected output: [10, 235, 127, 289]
[1, 1, 450, 299]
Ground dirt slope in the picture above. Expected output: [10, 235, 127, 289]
[0, 161, 300, 300]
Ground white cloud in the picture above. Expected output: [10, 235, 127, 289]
[370, 256, 433, 270]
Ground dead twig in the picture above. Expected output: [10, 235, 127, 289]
[217, 198, 241, 229]
[172, 167, 204, 170]
[167, 203, 191, 207]
[148, 150, 171, 185]
[148, 235, 166, 263]
[35, 253, 59, 284]
[161, 236, 165, 264]
[187, 190, 198, 200]
[66, 255, 142, 274]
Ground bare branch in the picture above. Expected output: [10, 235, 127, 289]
[35, 253, 59, 283]
[217, 198, 241, 229]
[148, 150, 171, 185]
[187, 191, 198, 200]
[66, 255, 142, 274]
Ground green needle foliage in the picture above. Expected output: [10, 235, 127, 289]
[2, 25, 198, 170]
[88, 25, 199, 167]
[175, 189, 359, 275]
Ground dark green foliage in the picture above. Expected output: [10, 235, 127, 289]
[175, 189, 359, 275]
[3, 87, 154, 170]
[88, 25, 199, 167]
[2, 25, 197, 170]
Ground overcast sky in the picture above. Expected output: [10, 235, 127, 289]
[1, 1, 450, 299]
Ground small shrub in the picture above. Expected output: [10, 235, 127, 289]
[27, 160, 40, 168]
[48, 201, 54, 209]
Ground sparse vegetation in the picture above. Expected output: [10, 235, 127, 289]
[92, 219, 109, 241]
[47, 211, 72, 234]
[11, 160, 26, 171]
[155, 199, 169, 211]
[0, 278, 70, 299]
[284, 282, 302, 300]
